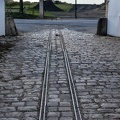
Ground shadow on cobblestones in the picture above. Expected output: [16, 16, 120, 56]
[0, 37, 17, 59]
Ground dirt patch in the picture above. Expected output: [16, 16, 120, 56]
[70, 4, 100, 12]
[70, 4, 105, 18]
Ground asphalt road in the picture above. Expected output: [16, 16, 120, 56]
[15, 19, 98, 34]
[15, 19, 98, 26]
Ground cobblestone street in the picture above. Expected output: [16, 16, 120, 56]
[0, 25, 120, 120]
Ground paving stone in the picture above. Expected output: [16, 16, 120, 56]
[49, 98, 60, 102]
[104, 114, 120, 119]
[17, 106, 37, 112]
[81, 103, 99, 109]
[5, 112, 22, 117]
[60, 102, 71, 107]
[47, 112, 60, 117]
[24, 112, 37, 118]
[97, 108, 114, 113]
[25, 102, 38, 106]
[48, 107, 58, 112]
[47, 117, 59, 120]
[90, 114, 103, 119]
[101, 103, 119, 108]
[62, 112, 73, 117]
[22, 97, 39, 102]
[12, 102, 25, 107]
[0, 118, 19, 120]
[60, 117, 73, 120]
[24, 117, 37, 120]
[47, 102, 59, 107]
[0, 114, 4, 117]
[0, 107, 16, 112]
[115, 109, 120, 112]
[59, 107, 71, 111]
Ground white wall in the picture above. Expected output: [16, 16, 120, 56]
[0, 0, 5, 36]
[107, 0, 120, 37]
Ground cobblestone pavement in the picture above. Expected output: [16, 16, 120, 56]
[0, 26, 120, 120]
[0, 30, 49, 120]
[62, 29, 120, 120]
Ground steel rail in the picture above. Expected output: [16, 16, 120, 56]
[39, 29, 82, 120]
[39, 31, 51, 120]
[59, 30, 83, 120]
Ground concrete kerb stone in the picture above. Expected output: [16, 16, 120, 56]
[5, 17, 18, 36]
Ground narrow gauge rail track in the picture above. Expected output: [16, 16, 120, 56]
[39, 31, 51, 120]
[39, 30, 82, 120]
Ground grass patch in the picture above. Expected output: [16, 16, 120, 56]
[55, 3, 73, 12]
[8, 12, 56, 19]
[6, 2, 39, 19]
[44, 11, 56, 18]
[6, 2, 73, 19]
[8, 12, 38, 19]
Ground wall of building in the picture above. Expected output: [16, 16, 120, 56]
[107, 0, 120, 37]
[0, 0, 5, 36]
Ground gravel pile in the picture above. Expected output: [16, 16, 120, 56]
[33, 1, 63, 11]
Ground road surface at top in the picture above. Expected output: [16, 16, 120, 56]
[15, 19, 98, 33]
[15, 19, 98, 26]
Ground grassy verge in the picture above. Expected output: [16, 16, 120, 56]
[6, 2, 73, 19]
[55, 3, 73, 12]
[8, 13, 38, 19]
[44, 11, 56, 18]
